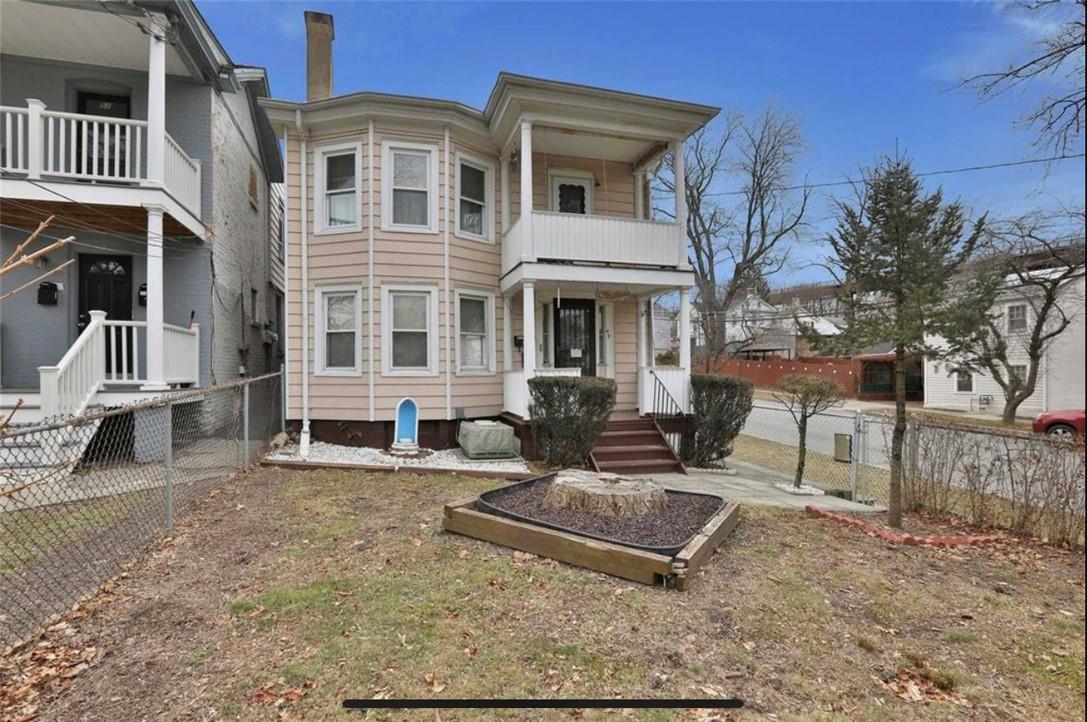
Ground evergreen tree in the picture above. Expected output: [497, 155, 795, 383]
[808, 159, 988, 527]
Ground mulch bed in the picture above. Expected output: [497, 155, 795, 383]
[482, 480, 722, 549]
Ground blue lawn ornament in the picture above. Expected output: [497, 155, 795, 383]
[392, 397, 419, 453]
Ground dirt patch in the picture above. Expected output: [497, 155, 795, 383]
[4, 466, 1084, 722]
[482, 478, 722, 550]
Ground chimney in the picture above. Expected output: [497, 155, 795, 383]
[305, 11, 334, 101]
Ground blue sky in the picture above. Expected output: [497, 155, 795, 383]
[200, 1, 1085, 285]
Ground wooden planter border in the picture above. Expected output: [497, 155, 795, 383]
[442, 497, 741, 590]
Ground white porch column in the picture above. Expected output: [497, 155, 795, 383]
[500, 153, 511, 234]
[142, 204, 168, 391]
[671, 138, 688, 268]
[145, 15, 169, 186]
[633, 168, 645, 220]
[679, 287, 691, 373]
[519, 121, 535, 261]
[522, 281, 537, 375]
[26, 99, 45, 179]
[502, 294, 513, 371]
[636, 298, 648, 413]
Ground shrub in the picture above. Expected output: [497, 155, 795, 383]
[687, 374, 753, 466]
[528, 376, 616, 468]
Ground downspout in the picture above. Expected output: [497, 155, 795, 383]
[443, 125, 452, 419]
[281, 124, 291, 421]
[367, 118, 375, 422]
[297, 109, 311, 457]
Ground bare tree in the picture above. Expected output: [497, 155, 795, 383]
[960, 209, 1086, 423]
[656, 107, 810, 369]
[965, 0, 1086, 153]
[772, 374, 845, 488]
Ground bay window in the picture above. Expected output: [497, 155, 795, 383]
[382, 285, 439, 375]
[315, 142, 361, 233]
[382, 142, 438, 232]
[455, 152, 494, 241]
[314, 285, 362, 375]
[455, 290, 495, 373]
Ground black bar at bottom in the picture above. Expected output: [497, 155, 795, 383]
[343, 699, 743, 710]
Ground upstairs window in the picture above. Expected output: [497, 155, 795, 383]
[316, 142, 361, 233]
[455, 153, 494, 241]
[383, 142, 438, 232]
[1007, 304, 1028, 333]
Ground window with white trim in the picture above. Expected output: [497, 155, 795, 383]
[455, 153, 494, 241]
[314, 285, 362, 375]
[382, 285, 439, 375]
[1007, 304, 1028, 333]
[956, 369, 973, 393]
[1010, 364, 1028, 383]
[315, 142, 361, 232]
[455, 290, 495, 373]
[382, 142, 438, 232]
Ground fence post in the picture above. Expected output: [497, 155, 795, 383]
[242, 380, 250, 467]
[279, 364, 286, 434]
[163, 402, 174, 535]
[850, 410, 862, 501]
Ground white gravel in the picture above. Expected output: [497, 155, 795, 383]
[266, 441, 530, 474]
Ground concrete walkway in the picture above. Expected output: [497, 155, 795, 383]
[642, 460, 885, 513]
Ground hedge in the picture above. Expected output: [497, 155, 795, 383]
[528, 376, 616, 468]
[687, 374, 754, 466]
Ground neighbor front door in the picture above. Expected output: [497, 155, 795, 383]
[79, 254, 133, 374]
[553, 299, 596, 376]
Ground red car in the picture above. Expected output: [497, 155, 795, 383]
[1032, 409, 1085, 439]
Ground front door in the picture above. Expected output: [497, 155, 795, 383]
[549, 174, 593, 214]
[553, 299, 595, 376]
[79, 255, 133, 374]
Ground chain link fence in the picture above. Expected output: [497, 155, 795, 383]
[0, 372, 283, 645]
[731, 401, 1084, 544]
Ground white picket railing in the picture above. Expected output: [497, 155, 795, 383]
[0, 100, 203, 218]
[38, 311, 107, 418]
[165, 132, 202, 217]
[164, 323, 200, 385]
[1, 106, 29, 172]
[502, 366, 582, 418]
[41, 109, 146, 181]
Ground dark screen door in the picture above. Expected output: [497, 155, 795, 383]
[553, 299, 596, 376]
[79, 255, 133, 373]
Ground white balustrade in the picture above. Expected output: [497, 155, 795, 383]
[502, 367, 582, 418]
[165, 132, 202, 217]
[163, 322, 200, 385]
[639, 366, 690, 414]
[38, 311, 107, 418]
[0, 106, 29, 172]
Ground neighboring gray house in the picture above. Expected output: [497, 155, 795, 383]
[0, 0, 283, 422]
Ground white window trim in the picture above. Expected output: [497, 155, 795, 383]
[381, 141, 439, 233]
[381, 283, 440, 376]
[1006, 303, 1028, 333]
[547, 167, 595, 214]
[314, 141, 363, 235]
[313, 283, 363, 376]
[454, 151, 496, 243]
[954, 369, 974, 393]
[595, 302, 615, 379]
[454, 288, 496, 376]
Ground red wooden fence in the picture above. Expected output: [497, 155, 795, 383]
[709, 356, 860, 396]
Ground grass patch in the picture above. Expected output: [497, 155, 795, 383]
[942, 630, 979, 644]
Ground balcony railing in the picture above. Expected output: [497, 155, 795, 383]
[502, 211, 681, 275]
[1, 101, 202, 218]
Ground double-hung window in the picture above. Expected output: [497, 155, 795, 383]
[316, 142, 361, 233]
[382, 142, 438, 232]
[455, 153, 494, 241]
[1007, 304, 1028, 333]
[455, 290, 495, 374]
[315, 285, 362, 375]
[955, 369, 973, 393]
[382, 285, 439, 375]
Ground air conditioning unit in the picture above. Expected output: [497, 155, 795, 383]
[261, 328, 279, 346]
[979, 394, 993, 407]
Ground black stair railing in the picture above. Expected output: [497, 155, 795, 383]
[647, 369, 687, 464]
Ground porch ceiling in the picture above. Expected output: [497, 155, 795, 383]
[0, 0, 191, 76]
[0, 199, 195, 239]
[530, 126, 667, 165]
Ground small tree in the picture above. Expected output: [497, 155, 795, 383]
[771, 374, 845, 488]
[687, 374, 754, 466]
[807, 158, 989, 528]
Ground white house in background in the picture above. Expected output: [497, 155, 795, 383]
[924, 275, 1085, 417]
[692, 293, 842, 360]
[0, 0, 284, 423]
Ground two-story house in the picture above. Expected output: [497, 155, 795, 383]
[0, 0, 284, 423]
[261, 12, 718, 469]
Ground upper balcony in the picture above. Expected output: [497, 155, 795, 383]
[1, 100, 202, 221]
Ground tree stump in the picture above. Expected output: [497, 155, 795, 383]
[543, 470, 667, 518]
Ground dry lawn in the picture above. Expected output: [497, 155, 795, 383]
[6, 465, 1084, 721]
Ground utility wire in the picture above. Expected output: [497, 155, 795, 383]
[702, 153, 1086, 197]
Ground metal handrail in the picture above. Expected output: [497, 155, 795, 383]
[648, 368, 686, 463]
